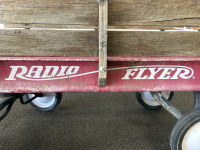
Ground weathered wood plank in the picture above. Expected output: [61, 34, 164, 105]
[108, 1, 200, 27]
[0, 0, 98, 6]
[0, 29, 98, 56]
[98, 0, 108, 87]
[108, 0, 200, 4]
[0, 30, 200, 57]
[5, 24, 199, 31]
[108, 31, 200, 56]
[0, 0, 98, 28]
[4, 24, 99, 29]
[108, 26, 200, 31]
[1, 0, 200, 28]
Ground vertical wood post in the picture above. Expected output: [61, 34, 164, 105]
[98, 0, 108, 87]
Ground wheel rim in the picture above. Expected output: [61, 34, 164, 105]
[141, 91, 170, 106]
[27, 93, 56, 108]
[182, 122, 200, 150]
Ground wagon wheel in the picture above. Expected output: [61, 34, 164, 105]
[136, 91, 174, 110]
[170, 108, 200, 150]
[26, 93, 62, 112]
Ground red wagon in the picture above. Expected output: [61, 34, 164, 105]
[0, 0, 200, 149]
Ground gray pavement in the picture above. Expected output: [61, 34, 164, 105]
[0, 92, 194, 150]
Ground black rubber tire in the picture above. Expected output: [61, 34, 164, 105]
[170, 108, 200, 150]
[136, 92, 174, 110]
[26, 93, 62, 112]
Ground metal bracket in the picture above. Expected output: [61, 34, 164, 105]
[151, 92, 183, 120]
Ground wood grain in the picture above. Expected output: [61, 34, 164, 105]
[0, 30, 200, 56]
[4, 24, 99, 29]
[0, 29, 98, 56]
[108, 31, 200, 56]
[1, 0, 200, 28]
[0, 0, 98, 28]
[98, 0, 108, 87]
[108, 26, 200, 31]
[108, 1, 200, 27]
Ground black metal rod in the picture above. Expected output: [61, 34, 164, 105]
[0, 93, 26, 121]
[0, 101, 15, 121]
[150, 92, 183, 120]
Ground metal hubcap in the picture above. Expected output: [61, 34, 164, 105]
[27, 93, 56, 108]
[141, 91, 170, 106]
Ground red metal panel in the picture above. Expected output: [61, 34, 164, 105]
[0, 59, 199, 93]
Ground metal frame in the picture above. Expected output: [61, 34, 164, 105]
[151, 92, 183, 119]
[150, 91, 200, 120]
[0, 57, 199, 93]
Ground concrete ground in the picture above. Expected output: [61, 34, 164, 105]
[0, 92, 194, 150]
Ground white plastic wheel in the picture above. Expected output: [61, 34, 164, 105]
[170, 109, 200, 150]
[26, 93, 62, 111]
[182, 122, 200, 150]
[141, 91, 170, 106]
[136, 91, 174, 110]
[28, 93, 56, 108]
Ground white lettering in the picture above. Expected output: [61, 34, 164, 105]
[5, 65, 80, 81]
[66, 66, 80, 75]
[41, 66, 59, 78]
[157, 68, 176, 79]
[57, 66, 68, 76]
[147, 68, 163, 79]
[5, 66, 27, 80]
[171, 68, 191, 79]
[5, 65, 193, 81]
[26, 66, 43, 78]
[134, 68, 148, 79]
[121, 69, 138, 79]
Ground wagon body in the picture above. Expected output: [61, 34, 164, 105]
[1, 1, 200, 149]
[0, 0, 200, 92]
